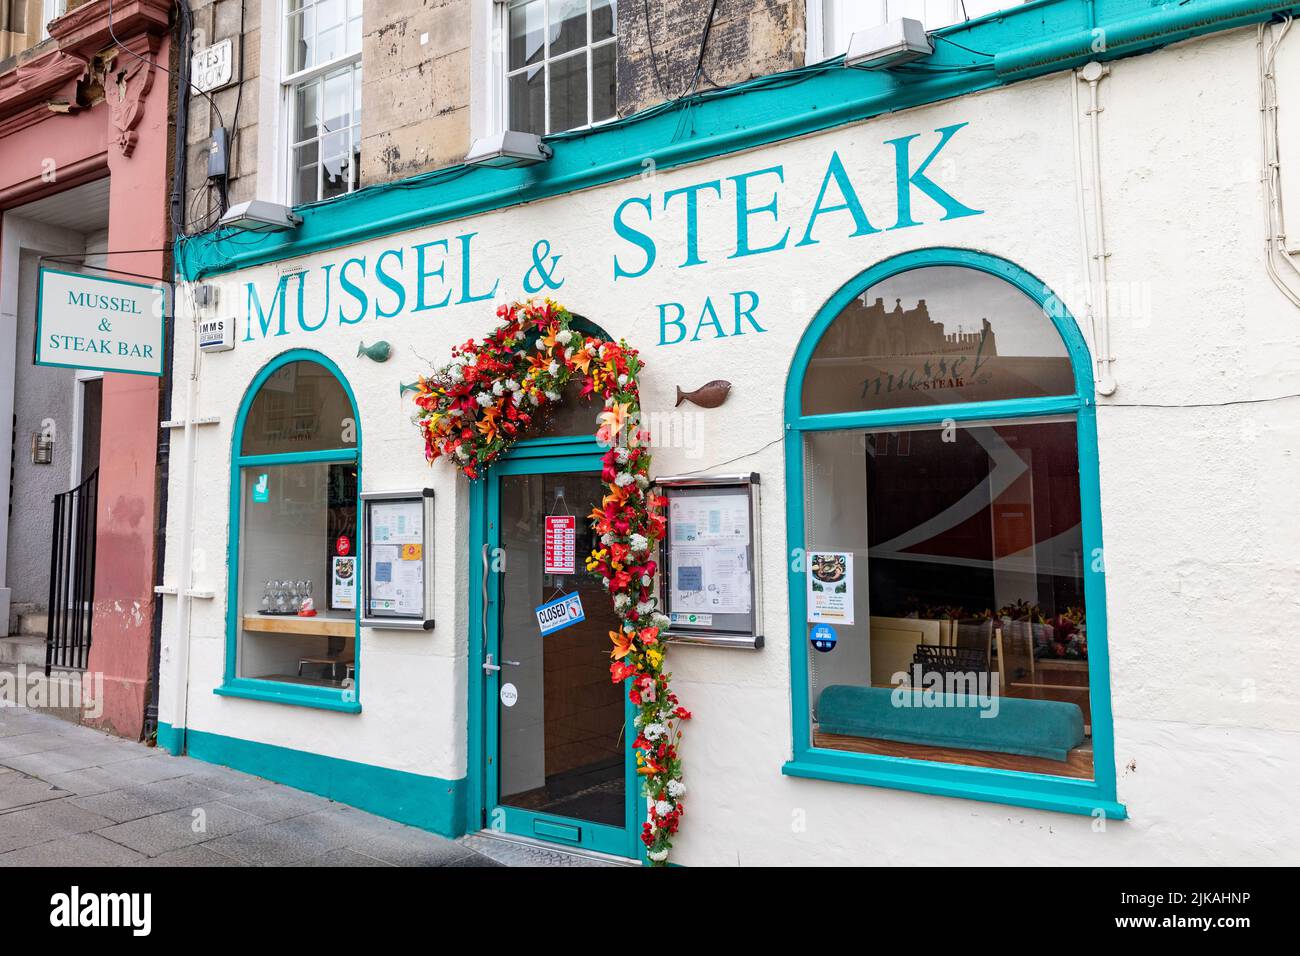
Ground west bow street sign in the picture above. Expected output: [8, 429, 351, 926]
[36, 268, 166, 376]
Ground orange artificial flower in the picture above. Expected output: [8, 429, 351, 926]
[609, 629, 635, 660]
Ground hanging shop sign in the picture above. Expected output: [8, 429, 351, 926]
[535, 591, 585, 636]
[656, 474, 763, 649]
[543, 514, 577, 574]
[360, 489, 435, 630]
[36, 268, 165, 376]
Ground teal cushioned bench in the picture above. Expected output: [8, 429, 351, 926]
[817, 685, 1085, 761]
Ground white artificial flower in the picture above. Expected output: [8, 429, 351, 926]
[455, 446, 469, 460]
[648, 848, 669, 862]
[529, 393, 540, 406]
[652, 613, 671, 630]
[641, 575, 652, 587]
[615, 472, 634, 487]
[547, 360, 559, 375]
[475, 392, 493, 407]
[629, 533, 649, 553]
[667, 779, 686, 798]
[636, 601, 655, 616]
[505, 379, 519, 391]
[643, 722, 666, 741]
[613, 594, 631, 610]
[491, 381, 505, 396]
[536, 339, 547, 351]
[602, 576, 611, 586]
[556, 329, 573, 345]
[601, 533, 615, 545]
[615, 447, 630, 463]
[618, 374, 628, 386]
[635, 474, 649, 489]
[448, 408, 463, 417]
[654, 800, 672, 817]
[545, 390, 560, 401]
[448, 366, 464, 383]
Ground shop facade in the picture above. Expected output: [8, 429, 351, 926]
[161, 6, 1300, 865]
[0, 0, 172, 738]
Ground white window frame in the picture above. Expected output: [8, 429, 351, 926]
[42, 0, 67, 39]
[494, 0, 618, 138]
[274, 0, 364, 207]
[808, 0, 1019, 64]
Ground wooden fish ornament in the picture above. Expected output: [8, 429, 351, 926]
[675, 380, 731, 408]
[358, 340, 391, 362]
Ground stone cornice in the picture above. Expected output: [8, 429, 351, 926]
[0, 0, 170, 119]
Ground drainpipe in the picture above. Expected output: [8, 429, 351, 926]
[1079, 61, 1118, 396]
[166, 330, 201, 752]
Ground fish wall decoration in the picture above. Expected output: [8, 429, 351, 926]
[675, 380, 732, 408]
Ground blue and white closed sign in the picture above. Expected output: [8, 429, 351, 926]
[36, 268, 165, 376]
[535, 592, 585, 636]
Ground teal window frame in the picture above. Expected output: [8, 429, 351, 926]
[217, 348, 363, 714]
[782, 247, 1126, 820]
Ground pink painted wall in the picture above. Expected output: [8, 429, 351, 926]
[1, 5, 173, 739]
[82, 32, 172, 740]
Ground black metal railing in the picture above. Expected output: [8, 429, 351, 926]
[45, 469, 98, 675]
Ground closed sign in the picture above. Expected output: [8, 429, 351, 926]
[37, 269, 165, 376]
[535, 592, 585, 636]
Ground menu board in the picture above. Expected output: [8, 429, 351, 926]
[361, 490, 435, 630]
[657, 475, 762, 649]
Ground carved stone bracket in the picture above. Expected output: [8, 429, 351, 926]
[101, 47, 155, 156]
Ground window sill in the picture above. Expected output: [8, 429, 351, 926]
[782, 749, 1127, 820]
[214, 678, 362, 714]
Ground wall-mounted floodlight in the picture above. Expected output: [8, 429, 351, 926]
[845, 19, 934, 70]
[219, 199, 303, 233]
[464, 130, 554, 169]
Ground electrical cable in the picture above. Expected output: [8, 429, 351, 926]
[932, 33, 992, 58]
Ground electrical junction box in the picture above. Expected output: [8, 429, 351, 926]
[208, 127, 229, 181]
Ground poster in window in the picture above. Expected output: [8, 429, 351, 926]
[331, 555, 356, 610]
[807, 551, 855, 625]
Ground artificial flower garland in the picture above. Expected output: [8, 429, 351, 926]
[411, 298, 691, 865]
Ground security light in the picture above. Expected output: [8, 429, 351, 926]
[844, 19, 934, 70]
[219, 200, 303, 234]
[464, 130, 554, 169]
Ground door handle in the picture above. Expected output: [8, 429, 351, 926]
[482, 653, 501, 674]
[481, 542, 490, 657]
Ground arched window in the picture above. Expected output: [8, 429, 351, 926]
[784, 249, 1122, 820]
[219, 351, 361, 713]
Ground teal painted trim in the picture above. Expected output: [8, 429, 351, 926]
[783, 757, 1127, 820]
[235, 448, 358, 467]
[155, 720, 184, 755]
[214, 677, 362, 713]
[790, 395, 1083, 433]
[783, 247, 1125, 819]
[174, 1, 1300, 281]
[35, 266, 166, 377]
[179, 726, 466, 837]
[223, 349, 363, 700]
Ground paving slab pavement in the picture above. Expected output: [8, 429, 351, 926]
[0, 707, 501, 867]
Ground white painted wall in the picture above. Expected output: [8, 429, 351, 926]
[162, 26, 1300, 864]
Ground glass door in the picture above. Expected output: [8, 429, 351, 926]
[483, 453, 639, 857]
